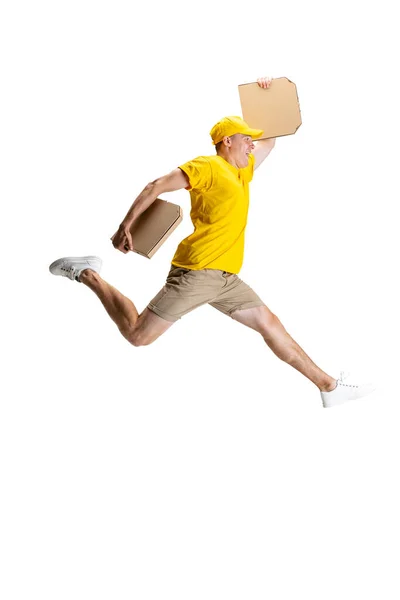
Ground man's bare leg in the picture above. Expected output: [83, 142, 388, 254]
[79, 269, 173, 346]
[231, 305, 336, 392]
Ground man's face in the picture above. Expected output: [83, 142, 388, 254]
[229, 133, 255, 168]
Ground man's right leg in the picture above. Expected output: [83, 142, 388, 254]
[79, 269, 174, 346]
[50, 257, 214, 347]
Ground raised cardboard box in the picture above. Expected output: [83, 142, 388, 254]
[129, 198, 183, 258]
[238, 77, 302, 139]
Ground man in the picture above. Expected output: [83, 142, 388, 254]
[49, 77, 374, 408]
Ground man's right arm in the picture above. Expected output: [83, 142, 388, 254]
[111, 168, 189, 253]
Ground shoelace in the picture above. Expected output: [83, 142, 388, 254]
[60, 264, 77, 280]
[338, 371, 358, 388]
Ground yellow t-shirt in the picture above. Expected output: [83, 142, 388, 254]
[171, 153, 255, 274]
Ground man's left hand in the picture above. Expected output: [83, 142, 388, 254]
[257, 76, 273, 89]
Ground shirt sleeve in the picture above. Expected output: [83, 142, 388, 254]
[178, 156, 212, 191]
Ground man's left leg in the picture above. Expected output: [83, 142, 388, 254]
[230, 305, 336, 392]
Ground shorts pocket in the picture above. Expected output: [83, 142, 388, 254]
[167, 266, 191, 282]
[182, 269, 208, 283]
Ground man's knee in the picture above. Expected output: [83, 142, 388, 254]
[127, 328, 154, 347]
[264, 311, 280, 330]
[261, 313, 287, 342]
[257, 309, 281, 338]
[123, 308, 174, 347]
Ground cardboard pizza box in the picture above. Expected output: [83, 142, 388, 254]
[238, 77, 302, 139]
[129, 198, 183, 258]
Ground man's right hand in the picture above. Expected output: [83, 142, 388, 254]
[110, 169, 188, 255]
[111, 224, 133, 254]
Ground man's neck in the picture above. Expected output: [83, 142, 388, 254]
[216, 151, 239, 169]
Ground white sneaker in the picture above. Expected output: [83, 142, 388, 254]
[321, 371, 376, 408]
[49, 256, 102, 282]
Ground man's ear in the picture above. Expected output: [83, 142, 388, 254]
[223, 136, 232, 147]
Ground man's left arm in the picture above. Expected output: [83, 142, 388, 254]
[252, 137, 276, 170]
[252, 75, 276, 170]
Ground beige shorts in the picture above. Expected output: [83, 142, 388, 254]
[147, 264, 266, 322]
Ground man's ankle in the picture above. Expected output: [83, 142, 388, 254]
[79, 268, 97, 282]
[319, 379, 337, 393]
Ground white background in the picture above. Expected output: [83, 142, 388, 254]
[1, 0, 399, 598]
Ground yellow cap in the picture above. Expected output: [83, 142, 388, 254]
[210, 115, 264, 145]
